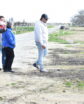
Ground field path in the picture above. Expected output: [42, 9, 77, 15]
[0, 27, 84, 104]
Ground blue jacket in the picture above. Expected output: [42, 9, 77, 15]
[2, 28, 16, 48]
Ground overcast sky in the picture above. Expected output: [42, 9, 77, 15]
[0, 0, 84, 23]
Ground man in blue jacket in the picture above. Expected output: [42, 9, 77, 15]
[2, 22, 16, 72]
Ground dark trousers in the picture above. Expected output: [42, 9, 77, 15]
[3, 47, 14, 71]
[2, 48, 6, 68]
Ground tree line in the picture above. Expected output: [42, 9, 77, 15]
[71, 10, 84, 26]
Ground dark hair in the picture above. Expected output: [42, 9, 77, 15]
[7, 22, 12, 28]
[40, 14, 48, 20]
[0, 16, 4, 19]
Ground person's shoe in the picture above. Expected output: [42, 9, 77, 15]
[0, 68, 1, 70]
[8, 70, 15, 73]
[4, 69, 15, 73]
[40, 69, 48, 72]
[4, 70, 9, 72]
[33, 63, 39, 69]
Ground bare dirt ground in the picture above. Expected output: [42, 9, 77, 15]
[61, 27, 84, 42]
[0, 27, 84, 104]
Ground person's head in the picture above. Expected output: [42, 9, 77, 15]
[0, 16, 5, 22]
[7, 22, 13, 29]
[40, 14, 48, 23]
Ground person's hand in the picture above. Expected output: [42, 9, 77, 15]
[42, 45, 46, 49]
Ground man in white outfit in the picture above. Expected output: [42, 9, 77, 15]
[33, 14, 48, 72]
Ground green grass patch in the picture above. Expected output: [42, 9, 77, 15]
[77, 81, 84, 88]
[14, 25, 55, 34]
[79, 52, 84, 54]
[48, 25, 54, 28]
[0, 97, 3, 101]
[13, 26, 34, 34]
[49, 30, 74, 44]
[11, 83, 17, 86]
[64, 81, 84, 90]
[74, 41, 84, 44]
[49, 36, 68, 44]
[65, 81, 72, 87]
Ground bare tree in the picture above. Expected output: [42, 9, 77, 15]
[71, 10, 84, 26]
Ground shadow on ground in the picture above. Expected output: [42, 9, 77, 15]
[12, 69, 84, 81]
[48, 48, 84, 65]
[12, 47, 84, 81]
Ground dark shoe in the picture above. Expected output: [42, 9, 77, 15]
[8, 70, 15, 73]
[33, 63, 39, 69]
[0, 68, 1, 70]
[4, 70, 9, 72]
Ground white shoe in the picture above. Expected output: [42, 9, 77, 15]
[40, 69, 48, 72]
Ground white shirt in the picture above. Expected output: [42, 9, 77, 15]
[34, 21, 48, 46]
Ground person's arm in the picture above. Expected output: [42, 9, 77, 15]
[35, 24, 43, 43]
[35, 24, 46, 49]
